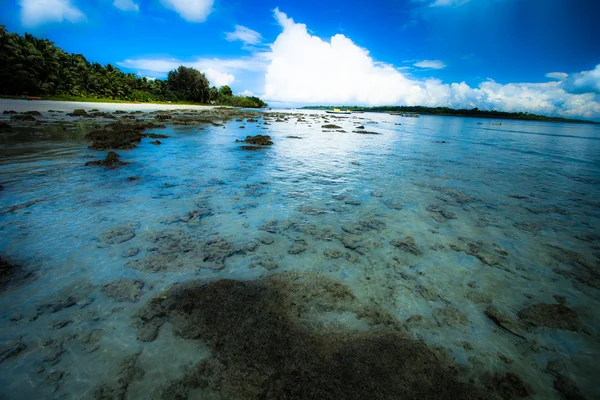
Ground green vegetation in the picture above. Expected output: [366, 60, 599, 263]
[0, 26, 267, 108]
[302, 105, 597, 124]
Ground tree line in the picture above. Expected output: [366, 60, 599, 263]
[0, 25, 267, 108]
[302, 105, 595, 124]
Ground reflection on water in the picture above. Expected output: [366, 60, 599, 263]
[1, 103, 599, 399]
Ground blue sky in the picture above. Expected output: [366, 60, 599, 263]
[2, 0, 600, 118]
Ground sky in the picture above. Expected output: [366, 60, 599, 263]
[1, 0, 600, 118]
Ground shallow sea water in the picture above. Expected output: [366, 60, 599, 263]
[1, 101, 600, 399]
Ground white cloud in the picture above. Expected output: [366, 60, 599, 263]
[414, 60, 447, 69]
[561, 64, 600, 95]
[545, 72, 568, 80]
[203, 68, 235, 87]
[113, 0, 139, 12]
[238, 90, 255, 97]
[118, 56, 266, 75]
[19, 0, 85, 27]
[225, 25, 262, 45]
[160, 0, 213, 22]
[262, 9, 600, 119]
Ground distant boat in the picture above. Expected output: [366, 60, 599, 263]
[492, 123, 502, 126]
[326, 108, 351, 114]
[401, 113, 419, 118]
[352, 111, 364, 114]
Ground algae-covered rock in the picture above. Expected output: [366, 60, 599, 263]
[132, 275, 488, 399]
[101, 278, 145, 303]
[390, 237, 423, 256]
[517, 303, 581, 331]
[10, 114, 36, 121]
[236, 134, 273, 146]
[85, 152, 129, 169]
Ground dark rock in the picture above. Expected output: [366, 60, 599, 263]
[150, 140, 161, 145]
[68, 109, 88, 117]
[322, 124, 342, 129]
[0, 121, 12, 132]
[236, 135, 273, 146]
[94, 351, 144, 399]
[155, 114, 172, 120]
[486, 372, 532, 399]
[2, 110, 17, 114]
[10, 114, 36, 121]
[52, 319, 73, 330]
[24, 110, 42, 116]
[86, 121, 165, 150]
[0, 340, 27, 364]
[354, 130, 380, 135]
[132, 276, 487, 400]
[517, 303, 581, 331]
[85, 152, 129, 169]
[241, 146, 263, 151]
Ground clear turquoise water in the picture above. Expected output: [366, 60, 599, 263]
[1, 106, 599, 398]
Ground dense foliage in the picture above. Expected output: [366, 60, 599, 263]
[0, 26, 267, 108]
[302, 105, 595, 123]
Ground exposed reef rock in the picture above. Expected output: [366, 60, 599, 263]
[236, 134, 273, 146]
[133, 274, 489, 399]
[86, 121, 166, 150]
[85, 152, 129, 169]
[10, 114, 36, 122]
[322, 124, 342, 129]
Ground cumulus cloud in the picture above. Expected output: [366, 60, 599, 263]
[238, 90, 255, 97]
[225, 25, 262, 45]
[19, 0, 85, 27]
[160, 0, 213, 22]
[263, 9, 600, 119]
[414, 60, 446, 69]
[561, 64, 600, 95]
[113, 0, 139, 12]
[203, 68, 235, 87]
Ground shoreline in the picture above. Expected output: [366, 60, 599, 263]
[0, 98, 217, 113]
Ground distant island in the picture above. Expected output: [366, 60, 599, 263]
[0, 26, 267, 108]
[302, 105, 597, 124]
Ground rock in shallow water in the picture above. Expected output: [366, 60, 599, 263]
[518, 302, 581, 331]
[131, 275, 493, 399]
[101, 278, 145, 303]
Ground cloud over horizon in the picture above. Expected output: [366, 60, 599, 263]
[19, 0, 85, 27]
[262, 9, 600, 119]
